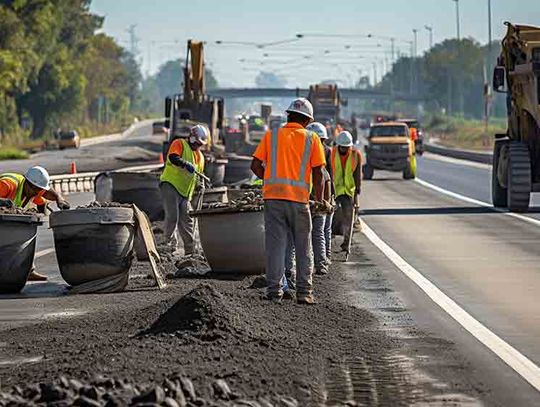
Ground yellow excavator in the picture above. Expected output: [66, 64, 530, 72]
[492, 22, 540, 212]
[164, 40, 224, 151]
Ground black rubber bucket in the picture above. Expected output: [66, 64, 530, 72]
[50, 207, 135, 287]
[0, 213, 42, 294]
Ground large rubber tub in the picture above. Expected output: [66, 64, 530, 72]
[95, 172, 163, 221]
[205, 158, 228, 187]
[192, 208, 264, 274]
[224, 155, 253, 184]
[0, 213, 42, 294]
[50, 207, 135, 286]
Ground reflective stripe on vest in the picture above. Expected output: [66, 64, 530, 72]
[0, 173, 25, 207]
[160, 139, 204, 199]
[265, 127, 313, 190]
[332, 148, 357, 198]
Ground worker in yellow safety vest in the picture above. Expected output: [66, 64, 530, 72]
[0, 166, 70, 281]
[331, 131, 362, 256]
[160, 125, 207, 255]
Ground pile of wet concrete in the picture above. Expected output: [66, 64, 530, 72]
[0, 373, 276, 407]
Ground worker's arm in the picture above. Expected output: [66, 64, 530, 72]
[312, 165, 324, 202]
[250, 157, 265, 180]
[169, 154, 195, 173]
[353, 159, 362, 208]
[42, 189, 70, 210]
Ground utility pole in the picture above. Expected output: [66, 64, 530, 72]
[412, 29, 418, 57]
[425, 25, 433, 49]
[127, 24, 139, 57]
[452, 0, 461, 40]
[390, 38, 396, 63]
[488, 0, 492, 53]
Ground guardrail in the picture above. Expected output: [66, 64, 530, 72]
[50, 163, 163, 195]
[424, 143, 493, 165]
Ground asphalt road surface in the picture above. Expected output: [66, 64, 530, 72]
[2, 150, 540, 404]
[0, 120, 163, 175]
[361, 153, 540, 405]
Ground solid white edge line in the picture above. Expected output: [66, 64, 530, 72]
[415, 178, 540, 228]
[35, 248, 55, 259]
[360, 219, 540, 392]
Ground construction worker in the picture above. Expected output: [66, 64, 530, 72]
[0, 166, 70, 281]
[306, 122, 334, 274]
[332, 131, 362, 256]
[251, 98, 326, 305]
[160, 124, 207, 255]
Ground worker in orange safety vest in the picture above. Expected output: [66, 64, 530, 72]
[251, 98, 326, 305]
[0, 166, 70, 281]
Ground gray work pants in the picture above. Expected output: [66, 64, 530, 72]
[160, 182, 195, 255]
[264, 200, 313, 297]
[336, 195, 354, 250]
[285, 230, 296, 283]
[312, 214, 328, 271]
[324, 211, 334, 259]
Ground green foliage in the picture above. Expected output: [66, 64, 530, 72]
[0, 147, 29, 160]
[0, 0, 144, 141]
[378, 39, 507, 119]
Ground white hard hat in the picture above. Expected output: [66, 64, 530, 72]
[306, 122, 328, 139]
[25, 166, 50, 190]
[285, 98, 314, 120]
[336, 131, 353, 147]
[189, 124, 209, 145]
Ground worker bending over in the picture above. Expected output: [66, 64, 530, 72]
[160, 125, 207, 255]
[251, 98, 326, 304]
[0, 166, 70, 281]
[332, 131, 362, 256]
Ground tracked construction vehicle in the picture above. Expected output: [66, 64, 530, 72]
[492, 23, 540, 212]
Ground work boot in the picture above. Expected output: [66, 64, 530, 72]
[27, 269, 48, 282]
[282, 290, 295, 300]
[264, 294, 282, 304]
[297, 294, 316, 305]
[315, 265, 329, 275]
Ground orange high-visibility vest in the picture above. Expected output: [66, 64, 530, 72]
[260, 126, 319, 203]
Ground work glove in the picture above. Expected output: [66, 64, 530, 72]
[57, 200, 71, 210]
[0, 199, 13, 208]
[169, 154, 195, 174]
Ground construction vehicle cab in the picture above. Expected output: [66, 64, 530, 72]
[491, 22, 540, 212]
[363, 122, 417, 180]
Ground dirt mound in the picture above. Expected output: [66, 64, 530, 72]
[141, 284, 242, 341]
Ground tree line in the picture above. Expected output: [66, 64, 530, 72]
[375, 38, 506, 119]
[0, 0, 141, 141]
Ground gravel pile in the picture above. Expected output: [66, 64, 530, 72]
[0, 207, 37, 215]
[0, 374, 279, 406]
[81, 201, 133, 208]
[141, 284, 246, 342]
[203, 190, 263, 212]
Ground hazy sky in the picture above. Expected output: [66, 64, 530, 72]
[91, 0, 540, 87]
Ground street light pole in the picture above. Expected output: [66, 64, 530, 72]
[453, 0, 461, 40]
[425, 25, 433, 49]
[412, 29, 418, 57]
[488, 0, 492, 51]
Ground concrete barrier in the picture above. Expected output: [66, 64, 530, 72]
[424, 143, 493, 165]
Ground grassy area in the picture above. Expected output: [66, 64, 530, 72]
[0, 147, 30, 160]
[425, 114, 507, 151]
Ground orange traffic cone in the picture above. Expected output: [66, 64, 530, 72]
[70, 162, 77, 174]
[159, 153, 164, 164]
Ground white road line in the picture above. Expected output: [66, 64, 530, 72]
[361, 219, 540, 392]
[35, 248, 55, 258]
[415, 178, 540, 228]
